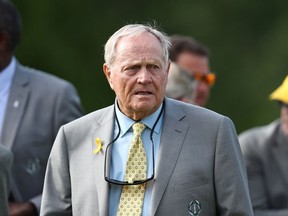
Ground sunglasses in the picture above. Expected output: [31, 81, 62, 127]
[193, 72, 216, 86]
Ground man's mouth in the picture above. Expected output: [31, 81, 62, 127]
[135, 91, 152, 95]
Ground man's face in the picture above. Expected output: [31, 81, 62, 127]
[103, 32, 169, 120]
[176, 52, 210, 107]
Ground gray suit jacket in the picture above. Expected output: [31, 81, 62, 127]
[0, 61, 84, 213]
[239, 120, 288, 216]
[0, 144, 13, 216]
[40, 98, 253, 216]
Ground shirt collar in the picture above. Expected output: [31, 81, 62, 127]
[114, 99, 163, 137]
[0, 57, 16, 94]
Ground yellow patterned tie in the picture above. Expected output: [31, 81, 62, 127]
[117, 122, 147, 216]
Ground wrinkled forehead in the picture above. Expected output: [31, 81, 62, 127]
[115, 32, 166, 63]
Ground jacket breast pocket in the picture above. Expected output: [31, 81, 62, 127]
[174, 176, 209, 192]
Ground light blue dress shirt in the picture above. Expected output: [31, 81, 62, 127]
[108, 101, 163, 216]
[0, 57, 16, 138]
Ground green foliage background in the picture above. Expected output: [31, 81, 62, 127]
[12, 0, 288, 133]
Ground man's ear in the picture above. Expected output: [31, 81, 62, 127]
[166, 60, 171, 76]
[103, 63, 114, 90]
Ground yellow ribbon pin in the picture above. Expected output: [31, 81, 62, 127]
[93, 138, 102, 154]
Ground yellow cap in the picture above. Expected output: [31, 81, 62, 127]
[270, 76, 288, 103]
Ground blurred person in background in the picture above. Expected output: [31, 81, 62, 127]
[0, 0, 84, 215]
[239, 75, 288, 215]
[165, 61, 197, 104]
[169, 35, 215, 107]
[0, 144, 13, 216]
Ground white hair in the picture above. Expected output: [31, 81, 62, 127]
[104, 23, 171, 66]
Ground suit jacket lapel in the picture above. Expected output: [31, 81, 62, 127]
[272, 128, 288, 187]
[91, 106, 115, 215]
[1, 63, 29, 150]
[151, 99, 189, 215]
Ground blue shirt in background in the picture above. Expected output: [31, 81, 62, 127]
[0, 57, 15, 138]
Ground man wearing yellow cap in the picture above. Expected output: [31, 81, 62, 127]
[239, 75, 288, 215]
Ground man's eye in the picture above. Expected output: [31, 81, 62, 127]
[147, 65, 159, 70]
[126, 65, 140, 71]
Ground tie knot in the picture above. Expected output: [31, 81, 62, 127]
[132, 122, 146, 136]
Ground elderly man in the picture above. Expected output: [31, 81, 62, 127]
[0, 144, 13, 216]
[40, 24, 253, 216]
[0, 1, 84, 215]
[239, 75, 288, 215]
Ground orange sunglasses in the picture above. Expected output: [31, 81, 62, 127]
[193, 72, 216, 86]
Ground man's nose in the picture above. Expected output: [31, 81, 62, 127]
[137, 68, 152, 83]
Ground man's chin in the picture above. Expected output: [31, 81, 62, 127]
[134, 102, 154, 110]
[133, 100, 159, 112]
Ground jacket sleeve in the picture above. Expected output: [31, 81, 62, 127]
[40, 126, 72, 216]
[215, 117, 254, 216]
